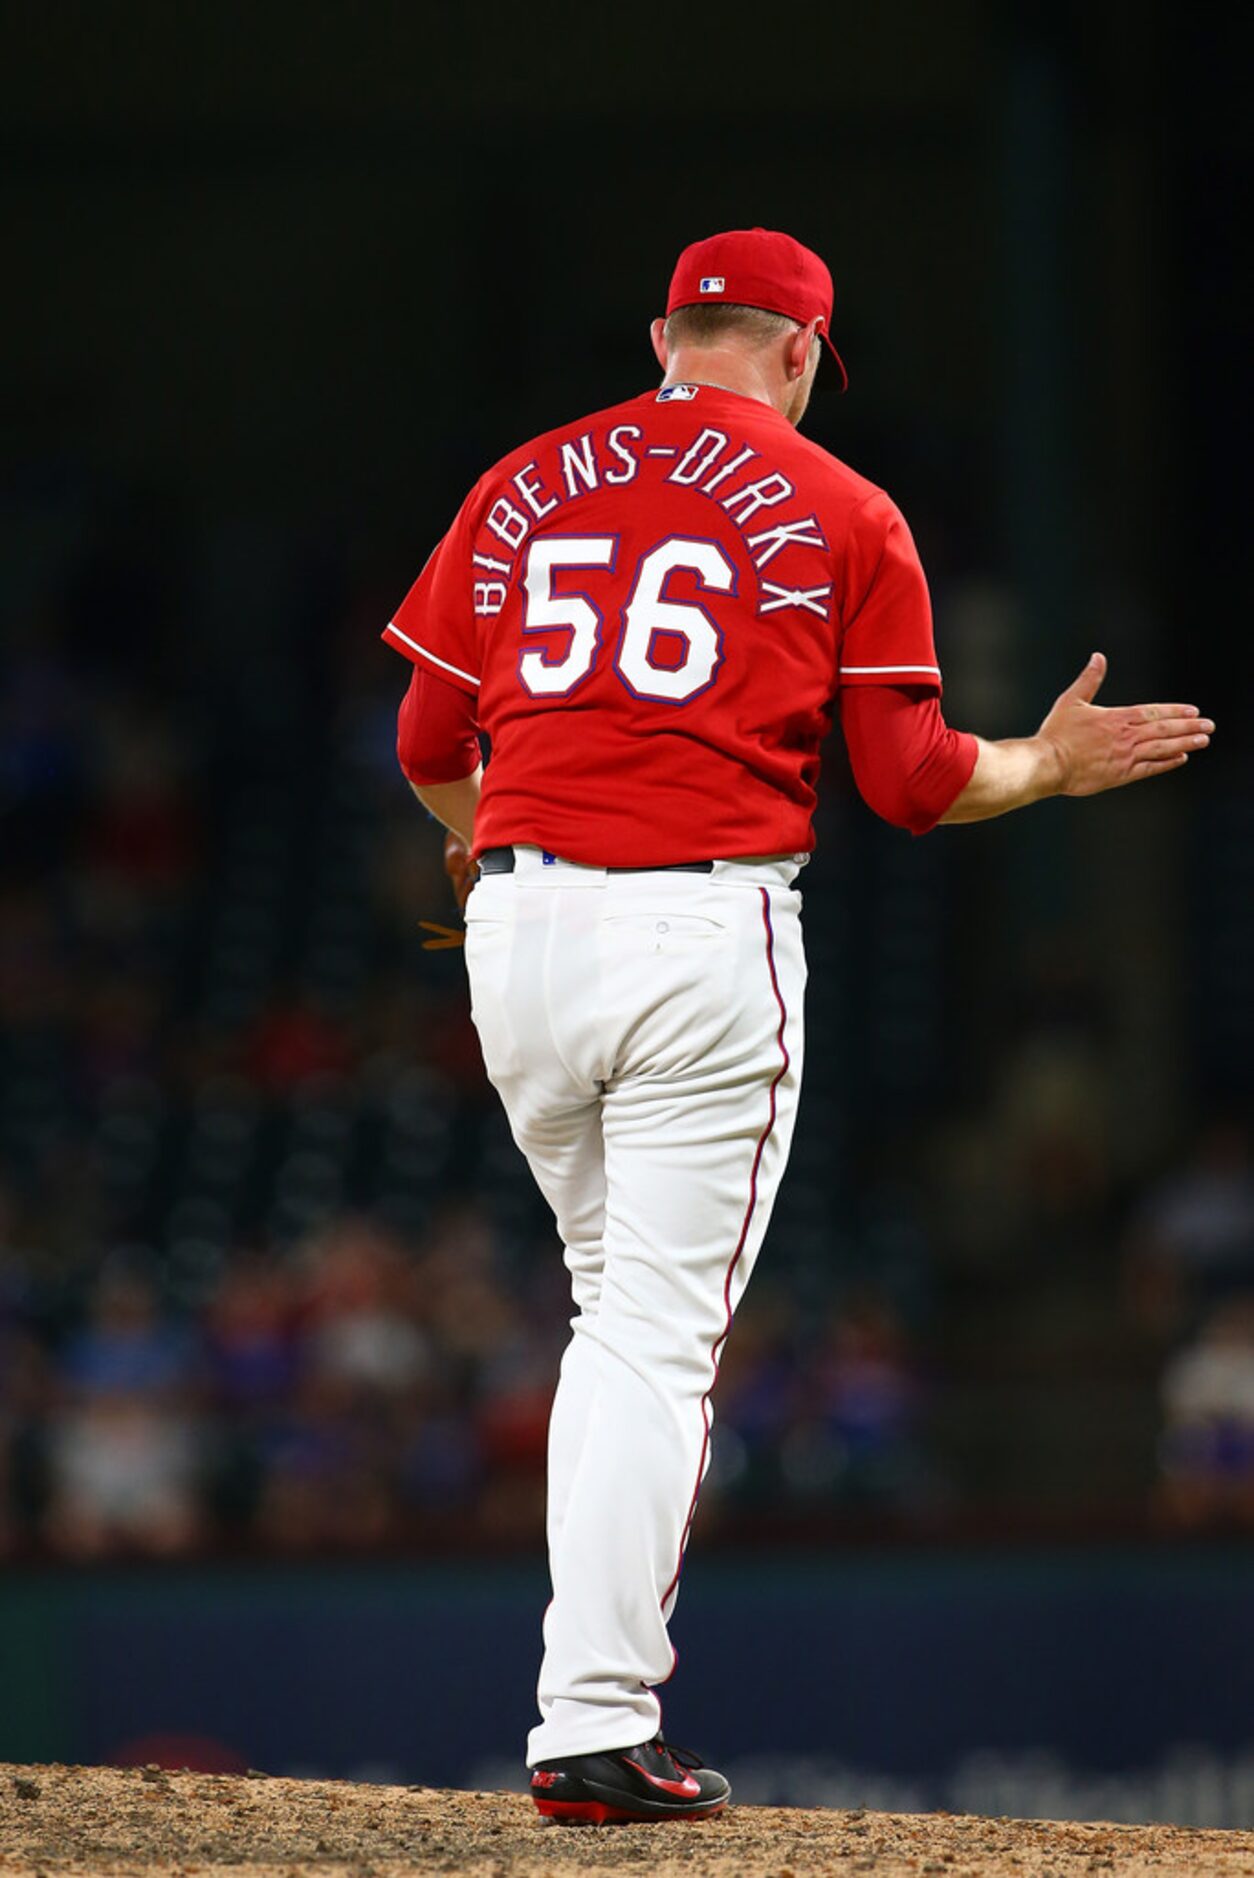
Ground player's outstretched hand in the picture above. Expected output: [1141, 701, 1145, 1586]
[444, 830, 479, 912]
[1038, 653, 1214, 797]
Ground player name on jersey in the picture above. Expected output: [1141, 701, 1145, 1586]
[471, 407, 833, 627]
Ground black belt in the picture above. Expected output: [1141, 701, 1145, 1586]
[479, 847, 714, 876]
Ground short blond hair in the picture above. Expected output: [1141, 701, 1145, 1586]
[664, 302, 800, 348]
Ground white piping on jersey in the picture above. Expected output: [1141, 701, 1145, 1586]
[385, 622, 480, 687]
[839, 663, 941, 676]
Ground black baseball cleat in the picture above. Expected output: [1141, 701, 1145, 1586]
[529, 1734, 730, 1824]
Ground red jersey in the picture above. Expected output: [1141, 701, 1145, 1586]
[383, 384, 948, 865]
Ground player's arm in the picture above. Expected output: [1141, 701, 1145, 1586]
[397, 662, 482, 851]
[407, 772, 481, 845]
[837, 496, 1213, 829]
[839, 686, 976, 834]
[938, 652, 1214, 824]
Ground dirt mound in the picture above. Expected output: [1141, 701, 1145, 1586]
[1, 1762, 1250, 1877]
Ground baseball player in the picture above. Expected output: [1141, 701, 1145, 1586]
[385, 228, 1213, 1823]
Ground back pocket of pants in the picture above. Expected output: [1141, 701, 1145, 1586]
[602, 911, 727, 954]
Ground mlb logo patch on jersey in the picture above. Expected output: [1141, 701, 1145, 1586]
[699, 276, 725, 293]
[657, 384, 699, 402]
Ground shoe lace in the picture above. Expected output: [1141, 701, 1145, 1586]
[654, 1736, 704, 1772]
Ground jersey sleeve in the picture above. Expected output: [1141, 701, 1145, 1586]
[838, 684, 978, 835]
[396, 664, 481, 786]
[381, 498, 481, 696]
[836, 493, 944, 693]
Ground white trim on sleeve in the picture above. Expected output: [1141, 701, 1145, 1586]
[384, 622, 480, 687]
[839, 663, 942, 676]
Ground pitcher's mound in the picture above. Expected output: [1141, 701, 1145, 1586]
[1, 1761, 1250, 1877]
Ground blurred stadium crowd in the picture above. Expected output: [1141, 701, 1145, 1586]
[2, 481, 1253, 1562]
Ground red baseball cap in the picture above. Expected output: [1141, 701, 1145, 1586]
[666, 227, 848, 392]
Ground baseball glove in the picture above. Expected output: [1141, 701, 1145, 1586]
[443, 831, 479, 912]
[419, 832, 480, 951]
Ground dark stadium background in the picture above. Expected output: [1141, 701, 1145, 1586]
[2, 0, 1251, 1824]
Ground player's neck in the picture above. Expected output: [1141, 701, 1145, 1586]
[659, 346, 789, 419]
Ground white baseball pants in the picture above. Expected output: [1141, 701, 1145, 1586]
[462, 846, 806, 1765]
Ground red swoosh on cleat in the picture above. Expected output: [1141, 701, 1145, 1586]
[634, 1765, 701, 1798]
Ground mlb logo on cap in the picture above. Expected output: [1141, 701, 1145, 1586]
[699, 276, 725, 293]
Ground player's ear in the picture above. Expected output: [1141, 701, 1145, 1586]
[787, 318, 820, 380]
[650, 317, 669, 371]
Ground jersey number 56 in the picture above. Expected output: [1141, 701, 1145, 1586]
[518, 534, 736, 705]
